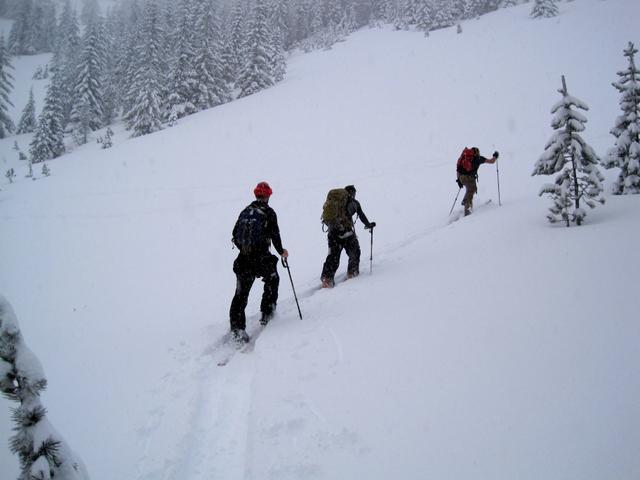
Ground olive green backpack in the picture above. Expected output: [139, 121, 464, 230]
[321, 188, 352, 230]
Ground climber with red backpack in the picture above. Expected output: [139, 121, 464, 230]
[228, 182, 289, 345]
[320, 185, 376, 288]
[456, 147, 499, 216]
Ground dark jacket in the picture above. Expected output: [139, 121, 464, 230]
[328, 197, 372, 235]
[457, 154, 489, 177]
[233, 200, 284, 255]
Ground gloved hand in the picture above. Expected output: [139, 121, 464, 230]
[493, 151, 499, 159]
[365, 222, 376, 230]
[456, 179, 463, 189]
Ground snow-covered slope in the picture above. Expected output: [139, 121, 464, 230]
[1, 1, 639, 479]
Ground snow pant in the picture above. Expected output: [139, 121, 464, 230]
[229, 253, 279, 331]
[458, 173, 477, 214]
[321, 230, 361, 281]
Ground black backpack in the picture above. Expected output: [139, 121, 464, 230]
[234, 205, 268, 254]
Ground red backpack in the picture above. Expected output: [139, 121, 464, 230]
[457, 147, 475, 174]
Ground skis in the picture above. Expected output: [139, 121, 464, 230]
[448, 199, 493, 224]
[216, 323, 266, 367]
[318, 273, 351, 291]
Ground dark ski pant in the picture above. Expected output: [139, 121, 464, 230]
[321, 230, 361, 281]
[458, 173, 477, 214]
[229, 253, 279, 331]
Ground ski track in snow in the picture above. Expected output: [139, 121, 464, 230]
[132, 200, 492, 480]
[133, 328, 257, 480]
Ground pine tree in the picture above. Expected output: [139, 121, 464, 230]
[530, 0, 558, 19]
[225, 0, 248, 88]
[532, 76, 605, 226]
[30, 69, 65, 162]
[102, 6, 122, 124]
[8, 0, 36, 55]
[69, 14, 106, 144]
[124, 0, 164, 137]
[165, 0, 199, 124]
[236, 0, 280, 98]
[54, 0, 82, 128]
[0, 34, 15, 138]
[29, 0, 57, 53]
[1, 295, 90, 480]
[192, 0, 229, 110]
[16, 87, 37, 134]
[117, 0, 145, 118]
[415, 0, 434, 35]
[603, 42, 640, 195]
[40, 0, 58, 53]
[432, 0, 456, 29]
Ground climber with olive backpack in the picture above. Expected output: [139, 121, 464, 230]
[320, 185, 376, 288]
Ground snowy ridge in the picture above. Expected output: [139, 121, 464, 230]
[2, 0, 640, 479]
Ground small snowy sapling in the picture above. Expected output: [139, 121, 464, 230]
[97, 127, 114, 149]
[532, 76, 605, 226]
[530, 0, 559, 19]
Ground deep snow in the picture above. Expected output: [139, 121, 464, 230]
[1, 1, 639, 479]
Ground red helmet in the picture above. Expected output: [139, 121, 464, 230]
[254, 181, 273, 198]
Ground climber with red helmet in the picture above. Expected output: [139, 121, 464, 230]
[229, 182, 289, 345]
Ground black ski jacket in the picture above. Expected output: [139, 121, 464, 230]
[328, 197, 372, 234]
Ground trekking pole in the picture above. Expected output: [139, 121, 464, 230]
[449, 187, 462, 216]
[369, 226, 374, 274]
[496, 158, 502, 206]
[281, 257, 302, 320]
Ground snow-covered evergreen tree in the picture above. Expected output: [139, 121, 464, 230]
[224, 0, 249, 88]
[415, 0, 434, 35]
[0, 34, 15, 138]
[101, 6, 122, 125]
[8, 0, 36, 55]
[603, 42, 640, 195]
[54, 0, 82, 128]
[69, 13, 106, 144]
[39, 0, 58, 53]
[0, 295, 90, 480]
[30, 69, 65, 162]
[530, 0, 558, 19]
[16, 87, 37, 134]
[532, 76, 605, 226]
[432, 0, 456, 29]
[192, 0, 229, 110]
[116, 0, 145, 119]
[165, 0, 199, 124]
[123, 0, 164, 137]
[236, 0, 285, 98]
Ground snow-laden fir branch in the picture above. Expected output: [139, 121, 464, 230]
[0, 294, 90, 480]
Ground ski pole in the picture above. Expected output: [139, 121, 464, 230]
[496, 157, 501, 206]
[281, 257, 302, 320]
[369, 226, 374, 274]
[449, 187, 462, 216]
